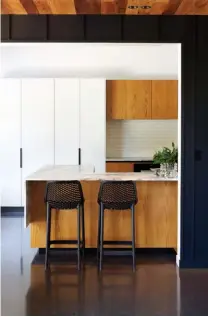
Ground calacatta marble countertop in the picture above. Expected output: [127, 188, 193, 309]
[106, 157, 153, 162]
[25, 165, 177, 182]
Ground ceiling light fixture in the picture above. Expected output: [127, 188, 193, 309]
[140, 5, 152, 9]
[127, 5, 152, 9]
[128, 5, 139, 9]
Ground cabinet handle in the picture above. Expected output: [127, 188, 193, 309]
[78, 148, 81, 165]
[20, 148, 23, 168]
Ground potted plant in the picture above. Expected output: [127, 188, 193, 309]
[153, 142, 178, 177]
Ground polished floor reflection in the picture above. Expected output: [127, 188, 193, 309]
[1, 217, 208, 316]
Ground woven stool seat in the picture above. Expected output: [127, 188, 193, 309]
[98, 180, 138, 210]
[45, 180, 84, 209]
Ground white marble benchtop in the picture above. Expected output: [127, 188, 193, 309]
[25, 165, 177, 182]
[106, 157, 153, 162]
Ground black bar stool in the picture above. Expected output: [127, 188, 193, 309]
[44, 181, 85, 270]
[97, 180, 138, 271]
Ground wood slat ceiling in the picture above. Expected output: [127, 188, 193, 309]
[1, 0, 208, 14]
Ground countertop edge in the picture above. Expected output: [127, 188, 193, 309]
[26, 176, 178, 182]
[106, 158, 153, 162]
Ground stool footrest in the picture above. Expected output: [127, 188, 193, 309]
[103, 250, 133, 256]
[102, 240, 132, 246]
[49, 240, 84, 245]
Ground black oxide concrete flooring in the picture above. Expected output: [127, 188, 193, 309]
[1, 217, 208, 316]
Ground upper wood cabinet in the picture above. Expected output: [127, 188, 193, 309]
[151, 80, 178, 119]
[107, 80, 178, 120]
[107, 80, 151, 120]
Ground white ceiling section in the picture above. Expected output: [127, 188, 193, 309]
[0, 43, 179, 78]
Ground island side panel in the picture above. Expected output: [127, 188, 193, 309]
[136, 181, 177, 248]
[30, 181, 177, 248]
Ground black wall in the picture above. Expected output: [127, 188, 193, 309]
[1, 15, 208, 268]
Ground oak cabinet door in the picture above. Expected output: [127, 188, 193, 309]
[107, 80, 151, 120]
[152, 80, 178, 119]
[106, 162, 134, 172]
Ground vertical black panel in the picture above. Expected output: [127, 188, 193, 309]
[11, 15, 47, 41]
[159, 16, 192, 42]
[160, 16, 196, 267]
[194, 16, 208, 265]
[123, 16, 159, 42]
[1, 15, 10, 41]
[48, 15, 84, 42]
[85, 15, 122, 42]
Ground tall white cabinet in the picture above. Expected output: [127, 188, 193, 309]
[0, 79, 22, 206]
[80, 79, 106, 173]
[21, 79, 55, 203]
[54, 79, 79, 165]
[1, 77, 106, 207]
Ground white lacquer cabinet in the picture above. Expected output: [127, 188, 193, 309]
[0, 79, 22, 206]
[21, 79, 55, 203]
[54, 79, 79, 165]
[1, 77, 106, 207]
[80, 79, 106, 173]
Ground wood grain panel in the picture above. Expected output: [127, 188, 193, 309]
[175, 0, 194, 13]
[195, 0, 208, 14]
[106, 162, 134, 172]
[1, 0, 207, 14]
[107, 80, 151, 120]
[1, 0, 27, 14]
[101, 0, 118, 13]
[29, 180, 177, 249]
[151, 80, 178, 119]
[48, 0, 76, 14]
[150, 2, 169, 13]
[20, 0, 39, 13]
[162, 0, 183, 14]
[75, 0, 101, 13]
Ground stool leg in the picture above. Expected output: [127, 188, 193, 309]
[97, 205, 101, 262]
[131, 204, 136, 272]
[99, 203, 104, 271]
[81, 204, 85, 257]
[77, 206, 81, 270]
[45, 203, 51, 270]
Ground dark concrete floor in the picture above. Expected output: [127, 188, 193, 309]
[1, 217, 208, 316]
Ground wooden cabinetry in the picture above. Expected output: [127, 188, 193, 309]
[106, 162, 134, 172]
[107, 80, 178, 120]
[152, 80, 178, 119]
[29, 180, 177, 248]
[107, 80, 151, 120]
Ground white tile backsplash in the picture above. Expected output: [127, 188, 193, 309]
[106, 120, 178, 159]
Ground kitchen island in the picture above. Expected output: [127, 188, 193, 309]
[25, 165, 178, 249]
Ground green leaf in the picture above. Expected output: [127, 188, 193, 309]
[153, 142, 178, 165]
